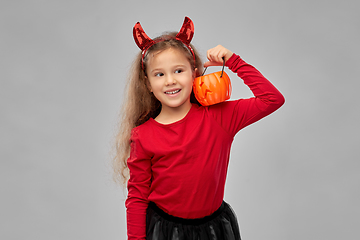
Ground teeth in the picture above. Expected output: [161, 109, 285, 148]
[165, 89, 180, 94]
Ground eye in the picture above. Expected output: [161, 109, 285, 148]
[175, 69, 183, 74]
[155, 72, 164, 77]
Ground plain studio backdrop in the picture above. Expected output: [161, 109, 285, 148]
[1, 0, 359, 239]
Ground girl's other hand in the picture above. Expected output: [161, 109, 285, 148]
[204, 45, 233, 68]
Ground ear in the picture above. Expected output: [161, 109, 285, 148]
[145, 76, 153, 92]
[192, 68, 198, 81]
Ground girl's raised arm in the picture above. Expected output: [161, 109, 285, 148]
[207, 46, 285, 136]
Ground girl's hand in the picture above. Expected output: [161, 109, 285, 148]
[204, 45, 233, 68]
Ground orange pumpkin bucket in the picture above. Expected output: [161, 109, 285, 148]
[193, 59, 232, 106]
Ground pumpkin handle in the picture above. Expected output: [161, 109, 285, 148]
[201, 57, 226, 77]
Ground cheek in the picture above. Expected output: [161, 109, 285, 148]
[148, 80, 162, 92]
[190, 73, 196, 84]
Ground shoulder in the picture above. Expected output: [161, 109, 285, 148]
[129, 121, 156, 157]
[133, 120, 152, 131]
[131, 120, 155, 140]
[207, 99, 244, 113]
[190, 100, 245, 119]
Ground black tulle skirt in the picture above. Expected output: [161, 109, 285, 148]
[146, 201, 241, 240]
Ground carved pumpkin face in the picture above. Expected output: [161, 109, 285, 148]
[193, 71, 232, 106]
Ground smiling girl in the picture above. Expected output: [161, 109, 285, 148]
[113, 17, 285, 240]
[146, 47, 197, 124]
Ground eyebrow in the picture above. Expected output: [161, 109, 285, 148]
[150, 64, 187, 73]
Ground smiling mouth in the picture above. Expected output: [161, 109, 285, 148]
[165, 89, 181, 95]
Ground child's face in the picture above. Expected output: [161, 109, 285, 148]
[146, 48, 195, 112]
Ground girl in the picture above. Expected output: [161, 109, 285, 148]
[113, 17, 285, 240]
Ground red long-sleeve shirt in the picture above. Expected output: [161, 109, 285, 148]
[125, 54, 285, 239]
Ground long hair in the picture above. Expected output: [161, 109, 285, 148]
[112, 32, 203, 186]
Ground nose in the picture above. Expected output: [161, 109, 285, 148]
[165, 75, 176, 86]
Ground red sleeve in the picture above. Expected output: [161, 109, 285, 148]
[125, 128, 152, 240]
[209, 53, 285, 136]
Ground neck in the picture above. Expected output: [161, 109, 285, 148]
[155, 101, 192, 124]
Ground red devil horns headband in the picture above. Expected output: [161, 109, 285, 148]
[133, 16, 195, 69]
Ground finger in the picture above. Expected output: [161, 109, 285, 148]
[213, 50, 222, 63]
[215, 48, 227, 63]
[208, 49, 223, 65]
[203, 61, 211, 68]
[213, 45, 224, 61]
[207, 45, 229, 65]
[207, 47, 219, 60]
[207, 49, 214, 63]
[204, 61, 223, 68]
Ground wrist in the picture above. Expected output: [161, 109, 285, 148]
[224, 52, 234, 63]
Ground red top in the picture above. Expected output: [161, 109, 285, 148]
[125, 54, 285, 239]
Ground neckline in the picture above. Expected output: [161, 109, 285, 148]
[150, 104, 196, 127]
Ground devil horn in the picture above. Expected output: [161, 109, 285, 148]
[176, 16, 194, 45]
[133, 22, 155, 51]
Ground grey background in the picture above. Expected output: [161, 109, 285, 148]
[1, 0, 359, 239]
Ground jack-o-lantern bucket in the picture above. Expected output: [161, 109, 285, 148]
[193, 60, 232, 106]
